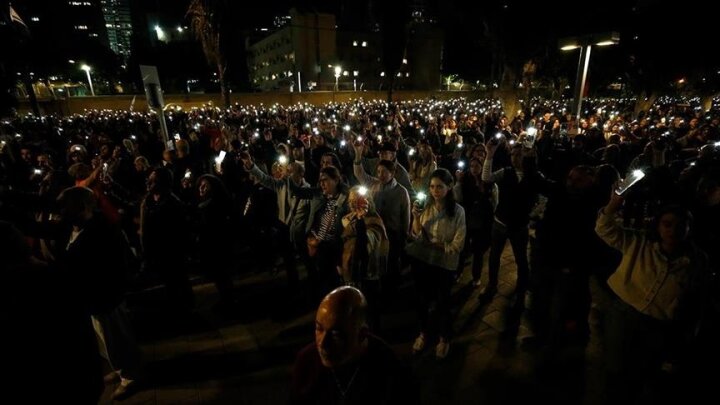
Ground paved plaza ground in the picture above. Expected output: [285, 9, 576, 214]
[99, 244, 614, 405]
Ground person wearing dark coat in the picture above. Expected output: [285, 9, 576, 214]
[1, 221, 103, 404]
[140, 168, 195, 313]
[290, 287, 418, 405]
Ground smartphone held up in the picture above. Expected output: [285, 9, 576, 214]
[615, 169, 645, 196]
[415, 191, 427, 209]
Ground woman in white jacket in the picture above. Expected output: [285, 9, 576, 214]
[406, 168, 466, 359]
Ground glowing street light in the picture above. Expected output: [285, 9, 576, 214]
[155, 25, 166, 41]
[334, 65, 342, 91]
[559, 32, 619, 121]
[80, 64, 95, 96]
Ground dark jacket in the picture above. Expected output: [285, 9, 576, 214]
[57, 214, 130, 315]
[290, 335, 418, 405]
[141, 192, 191, 264]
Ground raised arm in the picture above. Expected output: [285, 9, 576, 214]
[595, 191, 635, 252]
[481, 140, 505, 183]
[352, 141, 380, 187]
[241, 152, 286, 192]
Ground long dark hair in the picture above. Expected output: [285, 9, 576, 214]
[430, 168, 457, 217]
[320, 166, 349, 194]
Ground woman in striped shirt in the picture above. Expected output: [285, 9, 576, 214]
[294, 166, 350, 296]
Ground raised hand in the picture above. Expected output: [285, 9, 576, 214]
[353, 136, 364, 161]
[239, 151, 253, 170]
[606, 183, 624, 214]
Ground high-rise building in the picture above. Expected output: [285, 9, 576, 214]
[14, 0, 110, 50]
[101, 0, 133, 61]
[64, 0, 109, 46]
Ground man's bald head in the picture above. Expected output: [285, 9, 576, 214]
[319, 286, 367, 327]
[315, 287, 369, 368]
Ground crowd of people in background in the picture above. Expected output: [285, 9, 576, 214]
[1, 95, 719, 404]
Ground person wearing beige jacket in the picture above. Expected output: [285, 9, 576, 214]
[596, 191, 707, 403]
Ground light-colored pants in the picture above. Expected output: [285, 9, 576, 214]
[91, 302, 141, 381]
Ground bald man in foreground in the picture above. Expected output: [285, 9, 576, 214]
[290, 286, 418, 405]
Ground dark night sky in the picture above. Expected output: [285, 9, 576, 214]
[241, 0, 720, 89]
[4, 0, 720, 93]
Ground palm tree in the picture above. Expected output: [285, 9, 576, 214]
[187, 0, 230, 107]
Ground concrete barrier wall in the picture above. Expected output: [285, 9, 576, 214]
[18, 90, 487, 115]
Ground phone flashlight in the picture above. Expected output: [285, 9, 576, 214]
[615, 169, 645, 196]
[215, 150, 227, 164]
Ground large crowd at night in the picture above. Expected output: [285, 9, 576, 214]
[1, 96, 719, 403]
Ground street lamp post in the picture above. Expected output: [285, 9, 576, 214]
[559, 32, 619, 121]
[80, 64, 95, 96]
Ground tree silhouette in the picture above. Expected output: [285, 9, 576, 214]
[376, 0, 409, 102]
[187, 0, 230, 107]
